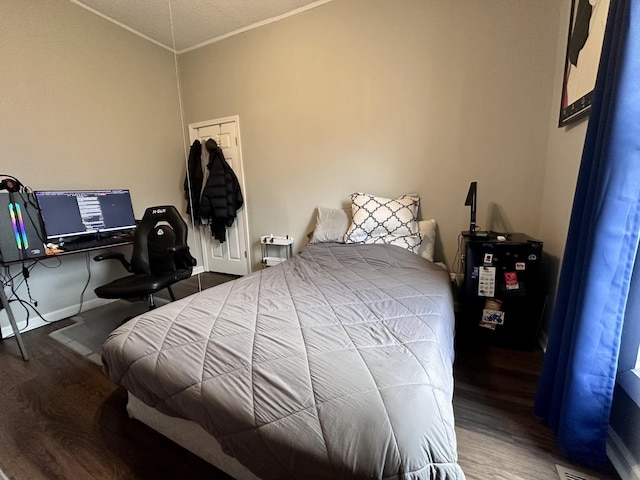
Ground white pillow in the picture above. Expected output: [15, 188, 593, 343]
[309, 207, 350, 243]
[418, 219, 437, 262]
[344, 193, 420, 244]
[363, 234, 423, 253]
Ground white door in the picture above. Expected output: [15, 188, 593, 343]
[188, 116, 250, 276]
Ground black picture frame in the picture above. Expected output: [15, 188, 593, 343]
[559, 0, 611, 127]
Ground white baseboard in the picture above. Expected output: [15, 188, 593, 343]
[608, 426, 640, 480]
[192, 265, 205, 275]
[1, 297, 114, 338]
[1, 268, 207, 339]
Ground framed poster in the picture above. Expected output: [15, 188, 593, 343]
[559, 0, 611, 126]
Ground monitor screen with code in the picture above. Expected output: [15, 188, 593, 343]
[34, 189, 136, 240]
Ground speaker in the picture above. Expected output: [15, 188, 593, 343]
[0, 192, 46, 263]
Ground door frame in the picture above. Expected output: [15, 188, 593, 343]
[187, 115, 252, 275]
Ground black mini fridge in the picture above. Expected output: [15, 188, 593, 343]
[460, 232, 544, 349]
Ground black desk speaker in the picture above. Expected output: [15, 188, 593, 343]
[0, 192, 46, 263]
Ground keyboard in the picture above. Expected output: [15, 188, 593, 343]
[60, 235, 133, 252]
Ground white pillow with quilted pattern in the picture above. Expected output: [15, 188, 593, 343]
[344, 193, 420, 244]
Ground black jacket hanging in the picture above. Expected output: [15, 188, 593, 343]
[184, 139, 204, 217]
[198, 138, 243, 243]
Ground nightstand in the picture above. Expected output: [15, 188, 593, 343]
[260, 235, 294, 268]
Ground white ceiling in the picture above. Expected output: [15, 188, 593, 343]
[71, 0, 332, 53]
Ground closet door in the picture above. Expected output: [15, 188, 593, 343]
[188, 116, 250, 276]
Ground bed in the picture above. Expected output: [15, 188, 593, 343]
[102, 192, 465, 479]
[102, 242, 464, 479]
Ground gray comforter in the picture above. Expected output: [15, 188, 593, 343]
[102, 243, 465, 479]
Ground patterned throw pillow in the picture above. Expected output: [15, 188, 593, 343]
[344, 193, 420, 244]
[363, 234, 423, 253]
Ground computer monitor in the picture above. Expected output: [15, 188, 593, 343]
[34, 189, 137, 241]
[464, 181, 477, 234]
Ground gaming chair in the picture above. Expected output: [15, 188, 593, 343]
[93, 205, 197, 310]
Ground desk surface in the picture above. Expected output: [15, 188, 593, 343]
[0, 233, 134, 359]
[0, 235, 133, 266]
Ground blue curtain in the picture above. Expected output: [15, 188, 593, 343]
[534, 0, 640, 467]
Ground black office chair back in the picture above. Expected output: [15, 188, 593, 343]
[131, 206, 190, 275]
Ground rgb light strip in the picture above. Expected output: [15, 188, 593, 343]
[8, 203, 28, 250]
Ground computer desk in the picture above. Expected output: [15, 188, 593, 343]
[0, 235, 134, 361]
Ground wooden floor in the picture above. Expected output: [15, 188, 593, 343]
[0, 273, 622, 480]
[453, 343, 620, 480]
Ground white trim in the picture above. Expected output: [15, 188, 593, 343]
[618, 370, 640, 409]
[0, 268, 205, 338]
[71, 0, 334, 55]
[232, 118, 251, 273]
[608, 427, 640, 480]
[188, 116, 252, 276]
[68, 0, 175, 53]
[192, 265, 205, 276]
[0, 297, 113, 338]
[188, 116, 238, 130]
[177, 0, 334, 54]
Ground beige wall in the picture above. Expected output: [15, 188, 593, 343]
[178, 0, 560, 270]
[1, 0, 587, 342]
[4, 0, 632, 470]
[0, 0, 187, 334]
[537, 2, 589, 340]
[1, 0, 185, 210]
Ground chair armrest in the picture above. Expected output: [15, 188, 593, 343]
[169, 245, 197, 267]
[93, 252, 132, 272]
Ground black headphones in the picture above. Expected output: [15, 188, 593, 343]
[0, 174, 24, 193]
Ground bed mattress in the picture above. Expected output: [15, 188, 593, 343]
[102, 243, 465, 479]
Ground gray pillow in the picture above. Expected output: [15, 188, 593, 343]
[309, 207, 350, 243]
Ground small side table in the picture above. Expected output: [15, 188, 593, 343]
[260, 235, 294, 268]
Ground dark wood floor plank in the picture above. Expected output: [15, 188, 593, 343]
[0, 273, 622, 479]
[453, 343, 620, 480]
[0, 273, 235, 480]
